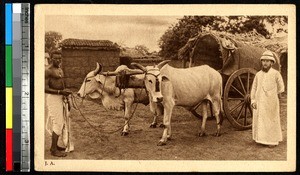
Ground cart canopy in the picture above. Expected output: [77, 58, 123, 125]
[179, 32, 282, 75]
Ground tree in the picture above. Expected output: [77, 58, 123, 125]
[45, 31, 62, 54]
[159, 16, 287, 60]
[158, 16, 218, 59]
[135, 45, 150, 55]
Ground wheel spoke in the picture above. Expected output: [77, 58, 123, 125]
[231, 84, 245, 97]
[238, 75, 246, 94]
[247, 104, 253, 117]
[230, 101, 244, 114]
[246, 72, 250, 93]
[236, 102, 245, 121]
[243, 103, 248, 126]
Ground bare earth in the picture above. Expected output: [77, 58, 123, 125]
[45, 94, 287, 161]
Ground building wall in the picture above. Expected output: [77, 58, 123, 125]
[62, 48, 120, 88]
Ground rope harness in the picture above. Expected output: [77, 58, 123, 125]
[144, 68, 161, 92]
[82, 72, 108, 98]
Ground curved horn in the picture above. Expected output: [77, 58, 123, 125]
[94, 62, 103, 75]
[157, 60, 171, 69]
[131, 63, 147, 72]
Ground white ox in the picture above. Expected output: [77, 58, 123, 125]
[77, 63, 163, 135]
[132, 60, 223, 146]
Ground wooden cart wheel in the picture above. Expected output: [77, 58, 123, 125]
[223, 68, 257, 130]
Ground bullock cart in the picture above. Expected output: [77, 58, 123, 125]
[178, 32, 282, 130]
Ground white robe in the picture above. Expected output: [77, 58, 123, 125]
[250, 68, 285, 145]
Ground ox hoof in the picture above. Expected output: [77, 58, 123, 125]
[207, 116, 215, 121]
[199, 132, 206, 137]
[157, 141, 167, 146]
[159, 124, 165, 128]
[150, 123, 157, 128]
[214, 132, 221, 137]
[121, 132, 129, 136]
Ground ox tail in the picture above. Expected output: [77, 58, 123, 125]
[219, 78, 224, 126]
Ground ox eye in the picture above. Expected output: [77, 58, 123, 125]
[148, 80, 153, 84]
[86, 79, 91, 82]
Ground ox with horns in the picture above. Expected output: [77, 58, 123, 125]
[131, 60, 223, 146]
[77, 63, 163, 136]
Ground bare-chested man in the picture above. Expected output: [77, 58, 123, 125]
[45, 50, 72, 157]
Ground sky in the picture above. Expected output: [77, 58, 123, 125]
[45, 15, 181, 52]
[45, 15, 287, 53]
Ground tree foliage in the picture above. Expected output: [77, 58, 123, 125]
[158, 16, 288, 60]
[135, 44, 150, 55]
[45, 31, 62, 54]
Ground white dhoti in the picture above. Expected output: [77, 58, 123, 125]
[46, 94, 65, 135]
[46, 93, 74, 152]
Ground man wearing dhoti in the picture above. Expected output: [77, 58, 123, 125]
[45, 50, 73, 157]
[251, 50, 285, 147]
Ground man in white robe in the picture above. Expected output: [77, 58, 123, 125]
[251, 50, 285, 146]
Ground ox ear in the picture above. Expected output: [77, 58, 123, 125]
[88, 91, 100, 99]
[162, 75, 169, 82]
[157, 60, 171, 69]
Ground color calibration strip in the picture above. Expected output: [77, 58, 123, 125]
[6, 3, 31, 172]
[6, 3, 13, 172]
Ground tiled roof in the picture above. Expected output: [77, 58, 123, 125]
[60, 38, 120, 51]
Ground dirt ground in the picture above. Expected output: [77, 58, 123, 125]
[44, 94, 287, 161]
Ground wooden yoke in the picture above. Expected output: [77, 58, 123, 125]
[97, 69, 145, 89]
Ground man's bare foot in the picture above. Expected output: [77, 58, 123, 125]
[57, 146, 66, 151]
[51, 150, 67, 157]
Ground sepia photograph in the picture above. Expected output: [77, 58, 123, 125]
[34, 4, 296, 172]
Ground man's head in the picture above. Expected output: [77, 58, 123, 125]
[260, 50, 275, 72]
[50, 50, 62, 68]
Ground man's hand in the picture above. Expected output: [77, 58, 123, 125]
[251, 102, 257, 109]
[60, 90, 72, 96]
